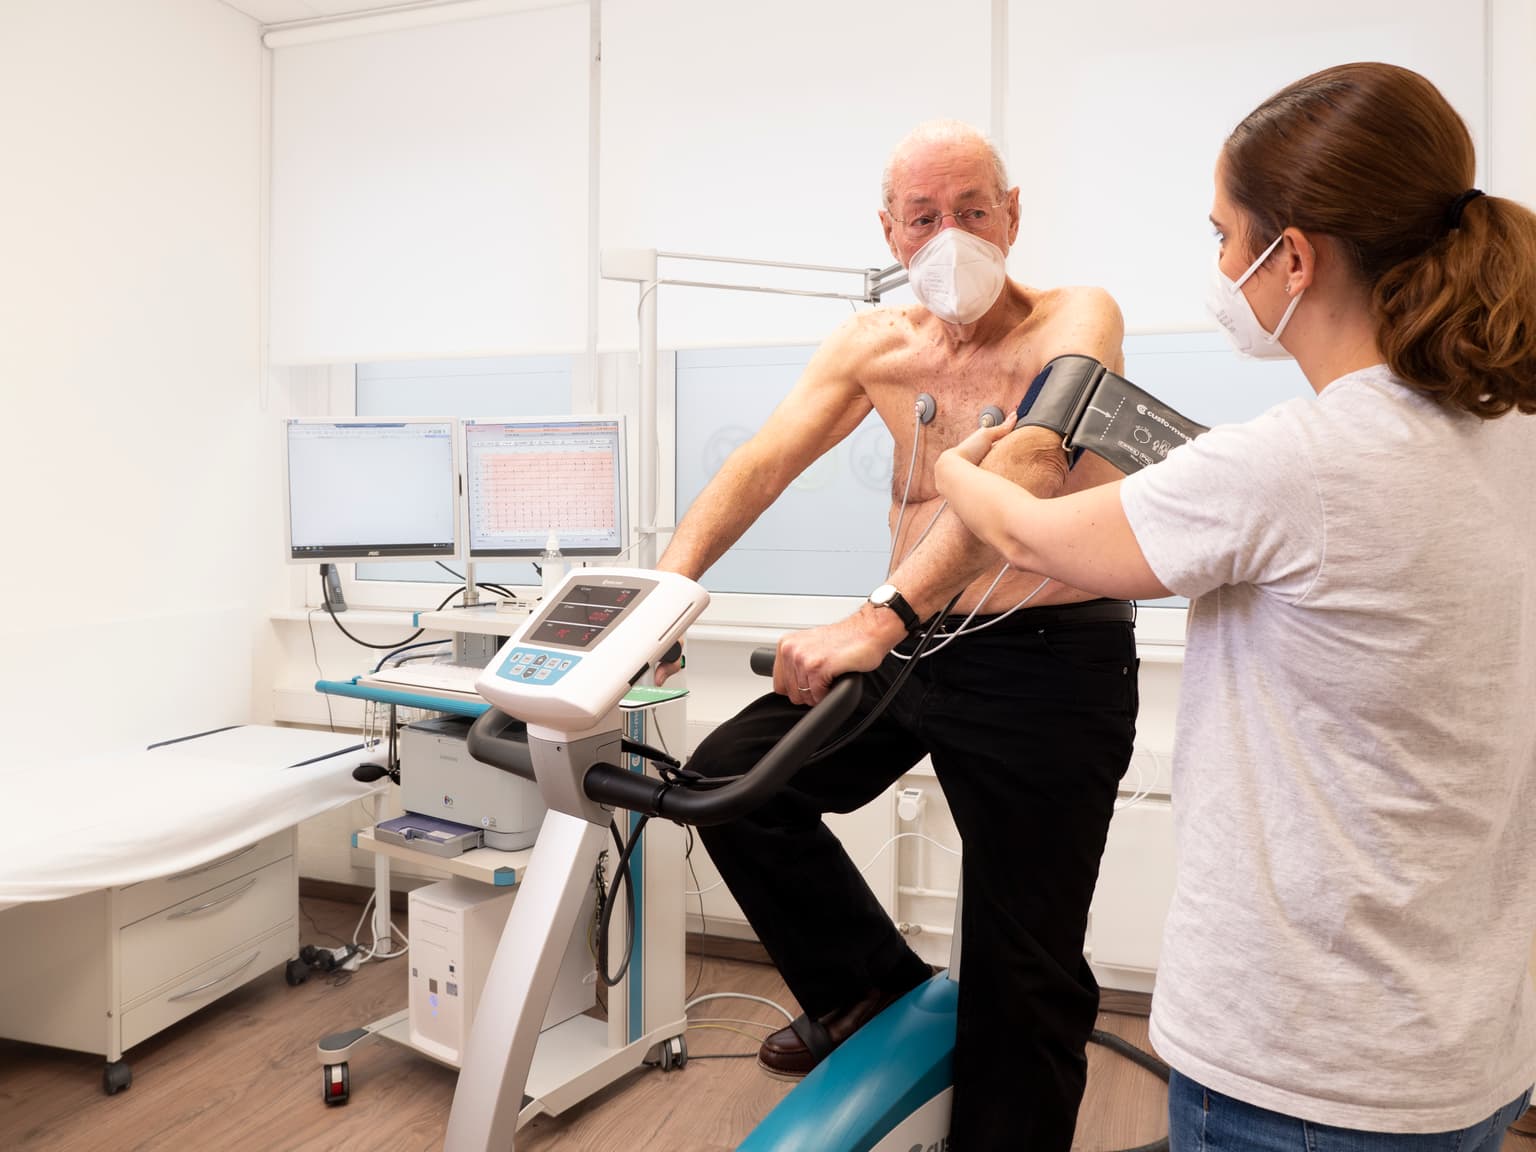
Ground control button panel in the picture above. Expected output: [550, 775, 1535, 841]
[492, 647, 580, 686]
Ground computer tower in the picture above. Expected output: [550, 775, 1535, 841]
[407, 876, 595, 1066]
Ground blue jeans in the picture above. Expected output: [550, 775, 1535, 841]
[1169, 1069, 1533, 1152]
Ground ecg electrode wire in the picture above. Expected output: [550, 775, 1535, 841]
[797, 596, 958, 765]
[897, 500, 949, 569]
[887, 407, 924, 575]
[892, 573, 1054, 661]
[673, 594, 958, 796]
[881, 422, 1050, 654]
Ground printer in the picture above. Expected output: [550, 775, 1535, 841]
[399, 716, 546, 850]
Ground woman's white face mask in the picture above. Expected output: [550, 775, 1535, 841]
[1205, 232, 1303, 360]
[906, 227, 1007, 325]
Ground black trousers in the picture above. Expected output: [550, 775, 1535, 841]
[691, 601, 1139, 1151]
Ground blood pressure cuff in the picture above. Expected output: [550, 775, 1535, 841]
[1015, 354, 1209, 474]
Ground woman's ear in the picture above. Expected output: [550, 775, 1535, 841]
[1282, 227, 1317, 295]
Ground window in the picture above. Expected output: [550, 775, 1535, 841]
[1121, 331, 1310, 613]
[675, 346, 890, 596]
[342, 335, 1308, 630]
[1121, 330, 1307, 429]
[672, 333, 1308, 604]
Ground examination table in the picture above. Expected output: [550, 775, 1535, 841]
[0, 725, 382, 1093]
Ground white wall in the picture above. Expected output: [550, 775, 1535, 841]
[1009, 0, 1489, 333]
[0, 0, 271, 755]
[596, 0, 993, 349]
[268, 4, 592, 362]
[265, 0, 1516, 360]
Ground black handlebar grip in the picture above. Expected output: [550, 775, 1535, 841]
[749, 647, 777, 677]
[652, 675, 861, 826]
[582, 763, 671, 814]
[465, 654, 863, 828]
[465, 709, 537, 781]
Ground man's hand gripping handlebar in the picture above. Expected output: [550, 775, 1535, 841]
[465, 649, 859, 827]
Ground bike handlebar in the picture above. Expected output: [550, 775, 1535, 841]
[466, 646, 859, 827]
[465, 709, 535, 780]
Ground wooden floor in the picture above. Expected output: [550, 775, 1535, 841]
[0, 896, 1531, 1152]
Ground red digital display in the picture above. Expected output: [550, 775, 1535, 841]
[532, 620, 601, 647]
[528, 581, 652, 650]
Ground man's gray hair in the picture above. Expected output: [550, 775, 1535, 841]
[881, 119, 1009, 209]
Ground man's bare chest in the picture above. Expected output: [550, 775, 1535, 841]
[867, 343, 1041, 446]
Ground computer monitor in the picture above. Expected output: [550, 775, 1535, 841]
[463, 416, 626, 558]
[285, 418, 460, 561]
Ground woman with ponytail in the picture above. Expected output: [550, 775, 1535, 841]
[936, 62, 1536, 1149]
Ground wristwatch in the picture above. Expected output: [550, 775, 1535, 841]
[868, 583, 920, 634]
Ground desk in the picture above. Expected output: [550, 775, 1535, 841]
[0, 725, 381, 1093]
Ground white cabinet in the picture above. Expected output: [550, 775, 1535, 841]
[1087, 799, 1176, 994]
[0, 829, 299, 1089]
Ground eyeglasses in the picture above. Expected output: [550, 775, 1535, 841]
[891, 203, 1004, 242]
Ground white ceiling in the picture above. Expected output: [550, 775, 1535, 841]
[219, 0, 445, 26]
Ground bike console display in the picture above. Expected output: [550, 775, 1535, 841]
[474, 567, 709, 738]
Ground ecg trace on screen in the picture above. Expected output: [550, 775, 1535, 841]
[475, 450, 616, 534]
[465, 419, 626, 556]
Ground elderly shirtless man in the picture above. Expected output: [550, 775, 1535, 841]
[656, 120, 1137, 1150]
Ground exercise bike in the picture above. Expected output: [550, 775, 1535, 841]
[446, 565, 1166, 1151]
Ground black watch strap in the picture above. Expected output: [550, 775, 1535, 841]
[869, 584, 920, 633]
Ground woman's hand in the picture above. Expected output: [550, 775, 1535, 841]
[937, 414, 1018, 501]
[946, 412, 1017, 467]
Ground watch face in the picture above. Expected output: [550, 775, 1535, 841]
[869, 583, 916, 631]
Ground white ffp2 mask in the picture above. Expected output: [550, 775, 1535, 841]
[1205, 232, 1303, 360]
[906, 228, 1007, 325]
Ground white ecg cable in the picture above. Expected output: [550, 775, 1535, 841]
[898, 501, 949, 570]
[891, 571, 1053, 661]
[887, 406, 924, 576]
[882, 401, 1059, 658]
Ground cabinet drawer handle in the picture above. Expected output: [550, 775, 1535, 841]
[166, 949, 263, 1002]
[167, 877, 257, 920]
[166, 842, 260, 883]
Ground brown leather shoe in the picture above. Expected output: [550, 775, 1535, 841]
[1511, 1105, 1536, 1136]
[757, 987, 904, 1080]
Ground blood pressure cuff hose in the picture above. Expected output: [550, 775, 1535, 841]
[1016, 354, 1209, 474]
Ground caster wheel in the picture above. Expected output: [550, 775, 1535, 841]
[659, 1036, 688, 1071]
[103, 1060, 132, 1095]
[322, 1062, 350, 1106]
[285, 958, 309, 986]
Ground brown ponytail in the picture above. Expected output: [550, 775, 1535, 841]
[1224, 62, 1536, 418]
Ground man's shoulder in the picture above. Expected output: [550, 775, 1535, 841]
[1035, 283, 1121, 321]
[1023, 284, 1124, 363]
[794, 305, 920, 395]
[852, 302, 927, 336]
[823, 303, 923, 356]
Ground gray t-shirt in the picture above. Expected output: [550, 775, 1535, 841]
[1120, 363, 1536, 1131]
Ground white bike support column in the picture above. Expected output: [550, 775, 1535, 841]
[444, 809, 609, 1151]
